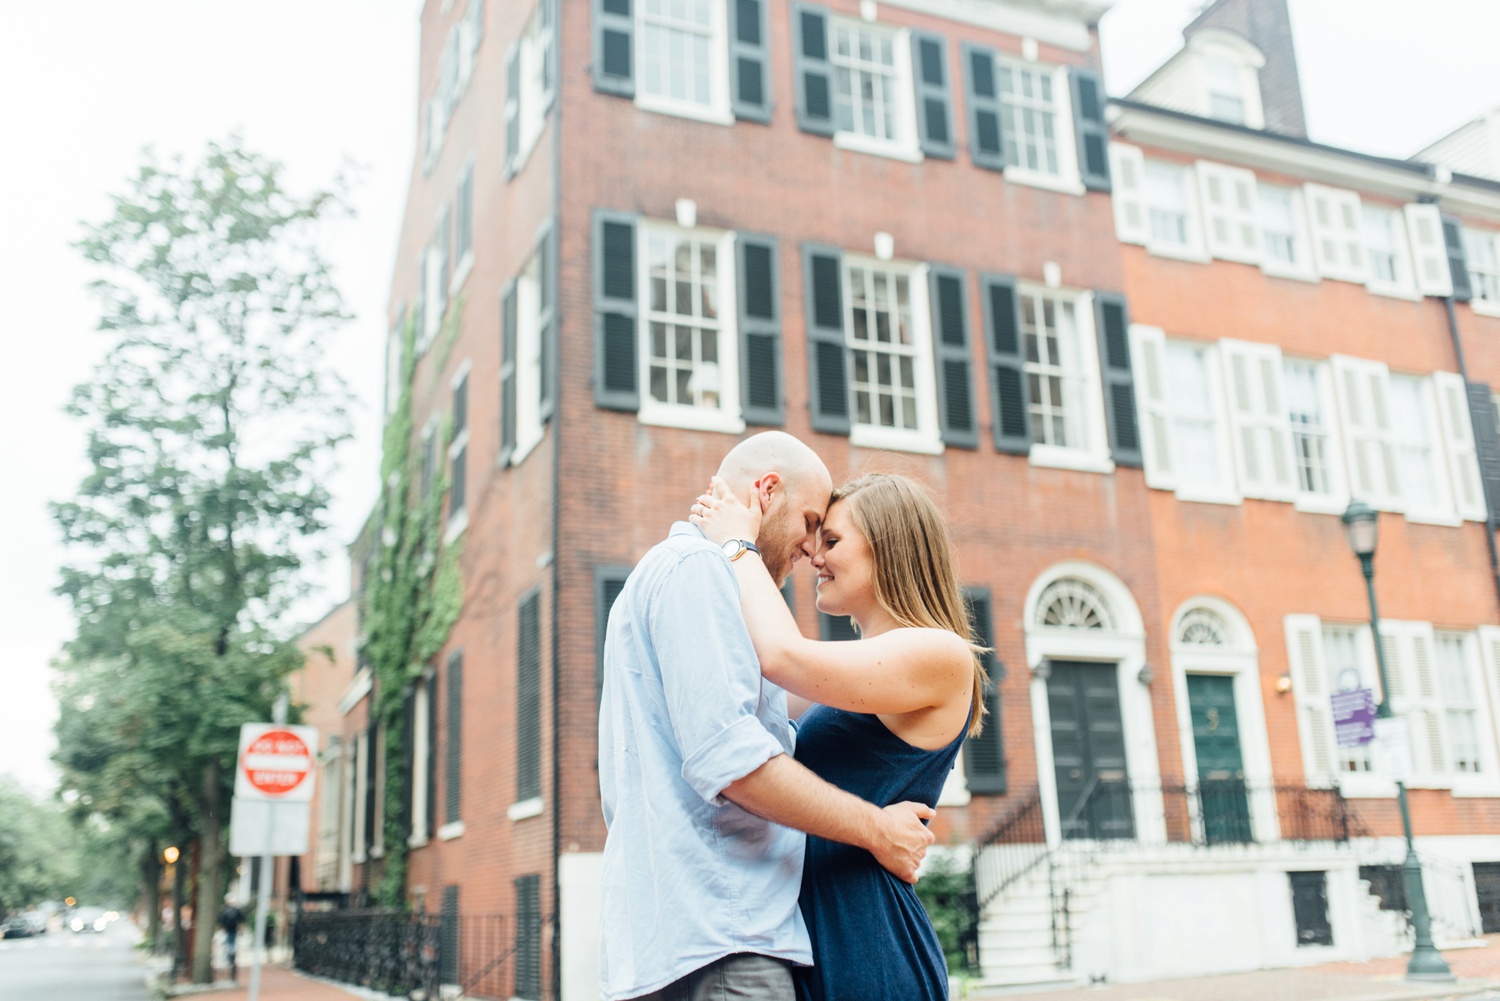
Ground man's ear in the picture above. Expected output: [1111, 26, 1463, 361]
[755, 471, 782, 510]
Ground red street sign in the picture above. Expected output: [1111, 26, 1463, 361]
[240, 729, 311, 797]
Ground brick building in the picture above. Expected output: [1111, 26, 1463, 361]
[290, 0, 1500, 996]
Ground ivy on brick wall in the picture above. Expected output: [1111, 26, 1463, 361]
[360, 305, 466, 907]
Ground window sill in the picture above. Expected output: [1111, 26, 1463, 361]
[1404, 510, 1462, 528]
[437, 821, 465, 841]
[638, 405, 746, 436]
[1337, 776, 1398, 799]
[507, 428, 544, 469]
[407, 835, 430, 849]
[1293, 494, 1349, 517]
[1145, 242, 1211, 264]
[338, 670, 374, 716]
[635, 95, 735, 128]
[1173, 486, 1242, 506]
[449, 253, 474, 296]
[1028, 445, 1114, 475]
[508, 797, 543, 821]
[1261, 262, 1320, 283]
[1002, 168, 1085, 197]
[833, 131, 923, 164]
[1468, 299, 1500, 319]
[444, 511, 469, 546]
[1366, 282, 1420, 302]
[1448, 776, 1500, 798]
[1317, 271, 1368, 286]
[849, 424, 944, 455]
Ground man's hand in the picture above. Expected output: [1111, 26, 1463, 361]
[867, 801, 936, 884]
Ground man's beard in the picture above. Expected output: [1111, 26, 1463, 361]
[755, 510, 795, 586]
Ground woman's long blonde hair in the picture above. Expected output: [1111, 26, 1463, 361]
[831, 473, 990, 737]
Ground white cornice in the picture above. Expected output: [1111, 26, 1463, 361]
[1110, 103, 1500, 225]
[877, 0, 1109, 52]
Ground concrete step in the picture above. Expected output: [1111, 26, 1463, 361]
[977, 926, 1056, 953]
[972, 967, 1083, 993]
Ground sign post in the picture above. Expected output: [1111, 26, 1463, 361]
[232, 700, 315, 1001]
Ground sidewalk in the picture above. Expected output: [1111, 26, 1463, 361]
[969, 936, 1500, 1001]
[164, 965, 368, 1001]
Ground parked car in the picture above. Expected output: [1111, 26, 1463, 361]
[69, 907, 108, 933]
[22, 911, 47, 934]
[2, 917, 34, 939]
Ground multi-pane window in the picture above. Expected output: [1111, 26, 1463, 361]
[1284, 360, 1333, 497]
[1435, 633, 1482, 775]
[1021, 290, 1085, 449]
[1146, 161, 1193, 250]
[514, 251, 546, 459]
[454, 161, 474, 273]
[1464, 228, 1500, 306]
[645, 227, 724, 412]
[640, 0, 718, 111]
[1388, 375, 1439, 515]
[1259, 185, 1304, 270]
[832, 21, 902, 145]
[997, 61, 1061, 176]
[847, 263, 919, 431]
[1321, 625, 1373, 774]
[1165, 341, 1222, 493]
[1204, 54, 1245, 124]
[1362, 206, 1407, 290]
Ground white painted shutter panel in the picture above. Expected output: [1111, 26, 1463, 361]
[1197, 161, 1261, 264]
[1306, 184, 1366, 282]
[1110, 143, 1149, 245]
[1433, 371, 1488, 521]
[1478, 627, 1500, 753]
[1129, 324, 1174, 489]
[1381, 623, 1445, 784]
[1285, 615, 1336, 787]
[1222, 339, 1296, 500]
[1331, 355, 1399, 509]
[1404, 204, 1453, 298]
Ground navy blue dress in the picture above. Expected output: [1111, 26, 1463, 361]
[793, 704, 969, 1001]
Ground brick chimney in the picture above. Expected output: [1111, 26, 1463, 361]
[1185, 0, 1307, 137]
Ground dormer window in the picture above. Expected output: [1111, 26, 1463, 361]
[1190, 30, 1265, 129]
[1204, 54, 1245, 124]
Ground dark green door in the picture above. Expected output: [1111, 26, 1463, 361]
[1187, 674, 1251, 844]
[1048, 661, 1133, 840]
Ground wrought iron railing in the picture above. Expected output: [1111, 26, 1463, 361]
[972, 784, 1047, 912]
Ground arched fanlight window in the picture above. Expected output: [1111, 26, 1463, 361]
[1036, 579, 1115, 631]
[1177, 607, 1229, 646]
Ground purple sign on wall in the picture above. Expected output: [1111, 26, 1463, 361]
[1331, 688, 1377, 748]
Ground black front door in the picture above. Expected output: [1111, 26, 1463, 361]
[1048, 661, 1133, 840]
[1187, 674, 1252, 844]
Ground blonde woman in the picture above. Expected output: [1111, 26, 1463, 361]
[692, 472, 987, 1001]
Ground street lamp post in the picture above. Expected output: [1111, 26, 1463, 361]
[1340, 501, 1452, 981]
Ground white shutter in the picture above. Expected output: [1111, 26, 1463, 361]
[1285, 614, 1336, 788]
[1110, 143, 1149, 245]
[1404, 204, 1452, 298]
[1197, 160, 1261, 263]
[1383, 622, 1446, 783]
[1129, 324, 1174, 489]
[1331, 355, 1399, 509]
[1305, 183, 1366, 283]
[1222, 339, 1296, 500]
[1433, 371, 1488, 521]
[1478, 627, 1500, 760]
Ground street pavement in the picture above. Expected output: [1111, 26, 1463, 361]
[0, 920, 151, 1001]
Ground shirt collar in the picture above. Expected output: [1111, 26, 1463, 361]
[669, 521, 707, 540]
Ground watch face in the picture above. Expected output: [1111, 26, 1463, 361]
[720, 539, 743, 558]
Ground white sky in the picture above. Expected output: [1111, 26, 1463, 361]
[0, 0, 1495, 795]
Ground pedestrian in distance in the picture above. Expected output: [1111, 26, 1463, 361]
[692, 470, 988, 1001]
[597, 431, 937, 1001]
[219, 899, 244, 982]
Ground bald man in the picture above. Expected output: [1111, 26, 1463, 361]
[597, 432, 936, 1001]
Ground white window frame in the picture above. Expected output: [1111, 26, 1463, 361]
[1433, 631, 1499, 796]
[1257, 183, 1317, 281]
[1361, 203, 1418, 300]
[1388, 374, 1457, 525]
[843, 255, 942, 455]
[513, 247, 547, 466]
[1329, 355, 1401, 512]
[995, 57, 1082, 193]
[1463, 227, 1500, 317]
[1131, 327, 1236, 504]
[509, 1, 556, 176]
[351, 729, 369, 863]
[384, 319, 405, 419]
[1109, 142, 1150, 246]
[1432, 371, 1488, 522]
[1282, 357, 1350, 515]
[1020, 286, 1112, 473]
[1220, 339, 1297, 501]
[636, 222, 745, 435]
[451, 158, 475, 294]
[446, 362, 472, 543]
[634, 0, 733, 126]
[1404, 204, 1452, 298]
[1143, 159, 1207, 261]
[1283, 614, 1393, 799]
[423, 23, 473, 173]
[370, 727, 386, 857]
[1197, 160, 1261, 264]
[408, 675, 432, 848]
[1304, 184, 1366, 284]
[827, 17, 922, 163]
[421, 208, 450, 352]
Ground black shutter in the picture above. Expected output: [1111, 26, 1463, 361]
[363, 725, 377, 853]
[981, 274, 1031, 454]
[792, 4, 834, 137]
[929, 265, 977, 448]
[1070, 67, 1111, 191]
[499, 280, 518, 465]
[504, 42, 521, 178]
[513, 875, 542, 1000]
[595, 567, 633, 703]
[803, 245, 850, 434]
[739, 233, 784, 426]
[593, 0, 634, 96]
[538, 226, 557, 421]
[445, 651, 463, 825]
[730, 0, 771, 123]
[963, 587, 1006, 795]
[1443, 215, 1473, 303]
[1468, 380, 1500, 527]
[819, 612, 859, 641]
[439, 885, 459, 985]
[401, 688, 415, 840]
[911, 31, 955, 160]
[1094, 292, 1141, 467]
[425, 670, 438, 840]
[517, 589, 543, 802]
[452, 371, 468, 439]
[449, 442, 466, 517]
[963, 44, 1005, 172]
[594, 211, 640, 411]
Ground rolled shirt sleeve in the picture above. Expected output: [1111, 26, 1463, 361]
[651, 549, 786, 805]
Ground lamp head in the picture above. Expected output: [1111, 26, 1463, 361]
[1341, 500, 1378, 559]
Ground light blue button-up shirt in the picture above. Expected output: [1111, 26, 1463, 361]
[598, 522, 811, 1000]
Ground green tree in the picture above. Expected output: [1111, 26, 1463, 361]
[53, 138, 352, 982]
[0, 779, 75, 914]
